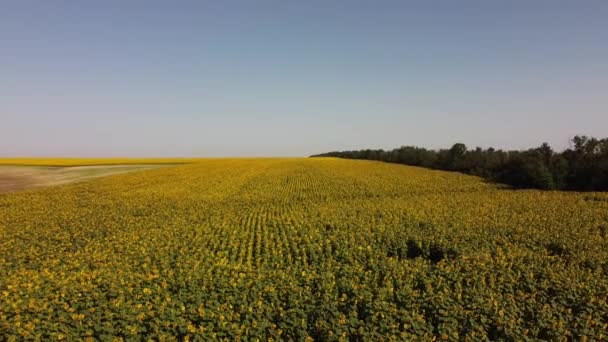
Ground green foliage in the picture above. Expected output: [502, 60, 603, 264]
[312, 135, 608, 191]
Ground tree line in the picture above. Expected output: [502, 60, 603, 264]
[311, 136, 608, 191]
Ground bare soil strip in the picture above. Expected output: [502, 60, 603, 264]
[0, 164, 174, 193]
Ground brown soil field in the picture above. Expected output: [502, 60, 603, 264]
[0, 164, 173, 193]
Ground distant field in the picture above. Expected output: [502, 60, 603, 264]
[0, 164, 176, 193]
[0, 158, 198, 167]
[1, 158, 607, 340]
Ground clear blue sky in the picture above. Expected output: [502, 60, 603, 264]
[2, 1, 607, 157]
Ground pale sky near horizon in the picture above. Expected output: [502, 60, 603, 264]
[1, 1, 607, 157]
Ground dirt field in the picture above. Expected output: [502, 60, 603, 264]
[0, 164, 172, 193]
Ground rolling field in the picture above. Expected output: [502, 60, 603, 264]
[1, 158, 607, 340]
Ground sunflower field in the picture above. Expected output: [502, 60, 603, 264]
[1, 158, 607, 340]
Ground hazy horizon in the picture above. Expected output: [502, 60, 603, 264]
[2, 1, 607, 157]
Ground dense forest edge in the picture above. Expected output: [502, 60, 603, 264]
[311, 136, 608, 191]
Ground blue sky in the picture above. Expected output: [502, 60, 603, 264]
[1, 1, 607, 156]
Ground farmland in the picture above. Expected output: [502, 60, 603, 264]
[1, 158, 607, 340]
[0, 164, 176, 194]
